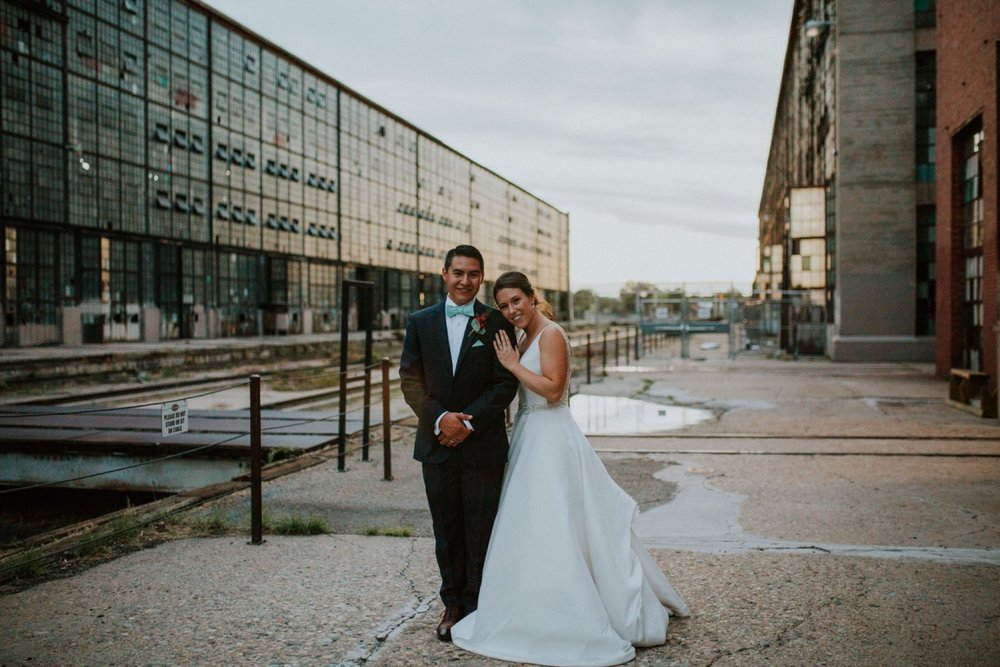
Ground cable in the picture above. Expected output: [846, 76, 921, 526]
[0, 433, 407, 577]
[0, 401, 397, 495]
[0, 432, 247, 496]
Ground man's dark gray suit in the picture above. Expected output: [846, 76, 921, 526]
[399, 299, 518, 613]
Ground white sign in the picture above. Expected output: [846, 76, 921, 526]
[655, 307, 669, 320]
[161, 400, 189, 437]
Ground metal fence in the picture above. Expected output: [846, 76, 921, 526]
[635, 286, 828, 358]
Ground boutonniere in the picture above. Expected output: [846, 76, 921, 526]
[467, 311, 490, 338]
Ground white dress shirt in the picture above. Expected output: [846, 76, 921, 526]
[444, 296, 471, 374]
[435, 296, 475, 434]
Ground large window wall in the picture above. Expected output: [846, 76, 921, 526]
[0, 0, 568, 346]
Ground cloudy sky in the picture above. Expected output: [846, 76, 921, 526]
[207, 0, 792, 294]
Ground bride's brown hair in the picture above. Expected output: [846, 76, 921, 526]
[493, 271, 556, 319]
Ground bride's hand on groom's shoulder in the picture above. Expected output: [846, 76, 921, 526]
[492, 330, 520, 370]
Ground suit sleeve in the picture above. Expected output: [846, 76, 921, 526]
[461, 314, 519, 423]
[399, 315, 447, 426]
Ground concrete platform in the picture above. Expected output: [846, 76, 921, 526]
[0, 405, 381, 492]
[1, 342, 999, 665]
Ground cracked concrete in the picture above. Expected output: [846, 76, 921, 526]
[0, 534, 441, 666]
[634, 457, 1000, 564]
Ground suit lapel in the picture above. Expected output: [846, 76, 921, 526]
[428, 303, 452, 376]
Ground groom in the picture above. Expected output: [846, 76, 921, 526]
[399, 245, 518, 642]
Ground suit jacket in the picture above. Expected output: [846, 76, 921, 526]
[400, 300, 518, 467]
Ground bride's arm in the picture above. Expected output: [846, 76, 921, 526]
[493, 327, 568, 404]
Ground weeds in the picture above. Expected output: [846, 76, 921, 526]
[364, 525, 412, 537]
[266, 447, 300, 464]
[166, 513, 232, 535]
[268, 515, 330, 535]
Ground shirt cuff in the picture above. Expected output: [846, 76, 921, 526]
[434, 412, 474, 434]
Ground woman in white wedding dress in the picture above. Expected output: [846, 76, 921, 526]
[451, 271, 689, 667]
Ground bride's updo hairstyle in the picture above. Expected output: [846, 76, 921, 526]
[493, 271, 556, 319]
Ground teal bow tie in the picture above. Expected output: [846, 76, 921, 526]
[446, 302, 476, 318]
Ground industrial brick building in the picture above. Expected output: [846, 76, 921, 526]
[0, 0, 570, 347]
[755, 0, 938, 361]
[934, 0, 999, 396]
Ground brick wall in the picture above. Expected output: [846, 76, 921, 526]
[935, 0, 1000, 389]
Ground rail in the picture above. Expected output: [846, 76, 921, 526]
[0, 358, 399, 581]
[0, 324, 671, 581]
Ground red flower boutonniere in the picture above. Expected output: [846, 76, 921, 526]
[467, 311, 490, 338]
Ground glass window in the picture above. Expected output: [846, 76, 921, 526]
[915, 0, 935, 28]
[915, 205, 935, 336]
[915, 51, 936, 182]
[958, 121, 983, 370]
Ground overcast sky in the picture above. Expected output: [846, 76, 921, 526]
[207, 0, 792, 295]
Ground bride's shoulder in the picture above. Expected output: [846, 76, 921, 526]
[537, 322, 570, 349]
[540, 321, 568, 339]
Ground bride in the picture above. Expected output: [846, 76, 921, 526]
[450, 271, 689, 667]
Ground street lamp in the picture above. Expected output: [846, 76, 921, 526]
[804, 18, 834, 38]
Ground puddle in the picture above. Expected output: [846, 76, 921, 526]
[569, 394, 712, 435]
[634, 460, 1000, 565]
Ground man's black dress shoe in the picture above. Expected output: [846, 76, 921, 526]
[436, 605, 465, 642]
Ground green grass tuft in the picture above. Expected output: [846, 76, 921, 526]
[270, 515, 330, 535]
[364, 525, 412, 537]
[265, 447, 300, 464]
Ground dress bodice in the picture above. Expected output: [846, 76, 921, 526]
[517, 324, 571, 414]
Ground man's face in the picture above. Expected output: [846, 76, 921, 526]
[441, 255, 484, 305]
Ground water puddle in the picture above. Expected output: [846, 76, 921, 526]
[569, 394, 712, 435]
[601, 365, 662, 373]
[634, 460, 1000, 565]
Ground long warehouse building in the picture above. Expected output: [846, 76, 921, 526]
[0, 0, 570, 346]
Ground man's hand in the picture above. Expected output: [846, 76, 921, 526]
[437, 412, 473, 447]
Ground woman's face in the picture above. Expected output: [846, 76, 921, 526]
[494, 287, 535, 329]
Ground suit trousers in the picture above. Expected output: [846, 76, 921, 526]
[422, 459, 505, 611]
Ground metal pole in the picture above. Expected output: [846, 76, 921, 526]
[249, 374, 263, 545]
[635, 324, 640, 360]
[625, 325, 630, 362]
[681, 290, 690, 359]
[338, 281, 349, 472]
[362, 304, 373, 462]
[381, 358, 393, 481]
[602, 330, 607, 369]
[586, 333, 592, 384]
[614, 328, 620, 366]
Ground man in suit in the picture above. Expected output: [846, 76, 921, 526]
[399, 245, 518, 642]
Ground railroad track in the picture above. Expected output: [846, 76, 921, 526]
[13, 363, 401, 411]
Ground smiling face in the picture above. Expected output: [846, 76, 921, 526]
[441, 254, 484, 305]
[494, 286, 536, 330]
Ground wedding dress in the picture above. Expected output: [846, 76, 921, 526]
[451, 325, 688, 667]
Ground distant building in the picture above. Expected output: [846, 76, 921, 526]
[0, 0, 569, 347]
[755, 0, 937, 361]
[934, 0, 999, 392]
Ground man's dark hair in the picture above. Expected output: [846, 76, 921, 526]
[444, 245, 484, 271]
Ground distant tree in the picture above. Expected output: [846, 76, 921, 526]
[573, 289, 596, 315]
[598, 295, 624, 316]
[619, 281, 659, 314]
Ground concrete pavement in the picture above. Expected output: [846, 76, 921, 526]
[2, 339, 999, 665]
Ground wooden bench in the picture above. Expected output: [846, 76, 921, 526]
[947, 368, 998, 418]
